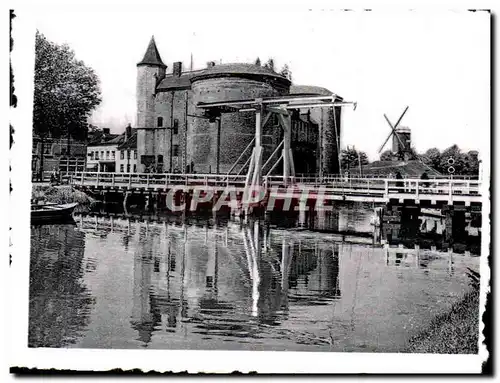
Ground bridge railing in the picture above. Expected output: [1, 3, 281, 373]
[70, 172, 249, 189]
[69, 172, 482, 199]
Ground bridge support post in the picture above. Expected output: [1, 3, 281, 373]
[298, 200, 307, 227]
[278, 114, 295, 187]
[442, 205, 467, 250]
[123, 191, 130, 213]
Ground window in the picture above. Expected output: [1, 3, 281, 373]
[61, 147, 67, 155]
[106, 150, 110, 159]
[173, 144, 179, 157]
[100, 151, 104, 159]
[157, 116, 163, 127]
[126, 164, 130, 173]
[120, 164, 124, 172]
[95, 151, 99, 160]
[127, 150, 131, 159]
[134, 151, 137, 159]
[112, 151, 115, 159]
[173, 119, 179, 135]
[89, 151, 94, 160]
[120, 150, 124, 160]
[157, 155, 163, 164]
[133, 164, 137, 173]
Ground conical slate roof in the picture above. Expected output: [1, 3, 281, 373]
[137, 36, 166, 68]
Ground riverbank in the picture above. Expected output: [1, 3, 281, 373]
[32, 185, 96, 212]
[405, 288, 480, 354]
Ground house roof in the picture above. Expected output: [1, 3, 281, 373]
[290, 85, 336, 97]
[87, 129, 137, 149]
[157, 63, 291, 92]
[190, 63, 291, 85]
[87, 133, 120, 146]
[137, 36, 167, 68]
[156, 69, 205, 91]
[117, 131, 137, 150]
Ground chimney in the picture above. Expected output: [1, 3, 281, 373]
[125, 124, 132, 141]
[206, 61, 216, 68]
[173, 61, 182, 77]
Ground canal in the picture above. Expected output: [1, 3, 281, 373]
[29, 206, 480, 352]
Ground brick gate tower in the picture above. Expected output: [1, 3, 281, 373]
[136, 36, 167, 172]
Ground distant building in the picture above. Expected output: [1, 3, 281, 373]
[32, 134, 86, 180]
[135, 37, 343, 175]
[86, 124, 138, 173]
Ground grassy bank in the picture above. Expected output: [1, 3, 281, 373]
[32, 185, 96, 212]
[405, 289, 480, 354]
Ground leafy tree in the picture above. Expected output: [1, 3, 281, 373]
[279, 64, 292, 81]
[254, 57, 261, 66]
[263, 58, 275, 72]
[418, 145, 480, 176]
[464, 150, 480, 175]
[33, 32, 101, 178]
[341, 147, 369, 171]
[439, 144, 466, 174]
[380, 149, 394, 161]
[421, 147, 441, 170]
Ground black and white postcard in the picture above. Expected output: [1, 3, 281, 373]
[7, 2, 492, 375]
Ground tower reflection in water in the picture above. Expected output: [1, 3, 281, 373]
[126, 218, 342, 345]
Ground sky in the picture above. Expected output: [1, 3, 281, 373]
[33, 8, 490, 161]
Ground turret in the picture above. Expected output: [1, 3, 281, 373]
[136, 36, 166, 171]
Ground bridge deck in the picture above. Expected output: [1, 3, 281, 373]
[68, 172, 483, 206]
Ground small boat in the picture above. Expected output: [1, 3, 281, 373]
[31, 202, 79, 225]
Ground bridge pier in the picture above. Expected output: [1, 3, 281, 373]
[442, 205, 467, 249]
[298, 200, 307, 227]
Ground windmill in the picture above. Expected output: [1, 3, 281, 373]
[378, 106, 412, 160]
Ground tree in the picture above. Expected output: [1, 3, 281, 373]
[34, 32, 101, 178]
[418, 145, 479, 176]
[341, 147, 369, 171]
[380, 149, 394, 161]
[420, 148, 441, 170]
[439, 144, 466, 174]
[279, 64, 292, 81]
[464, 150, 480, 175]
[263, 58, 275, 72]
[254, 57, 261, 66]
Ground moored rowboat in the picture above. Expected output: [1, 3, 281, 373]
[31, 202, 79, 224]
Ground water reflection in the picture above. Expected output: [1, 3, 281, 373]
[383, 211, 481, 255]
[29, 225, 95, 347]
[120, 218, 345, 345]
[29, 206, 480, 352]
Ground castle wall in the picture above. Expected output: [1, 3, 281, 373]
[191, 77, 289, 174]
[153, 90, 197, 173]
[308, 105, 342, 175]
[136, 65, 165, 173]
[136, 59, 341, 175]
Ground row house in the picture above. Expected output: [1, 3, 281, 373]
[86, 125, 138, 173]
[32, 135, 86, 180]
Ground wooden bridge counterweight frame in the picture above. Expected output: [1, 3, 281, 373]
[196, 95, 357, 203]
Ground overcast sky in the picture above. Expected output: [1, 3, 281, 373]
[34, 8, 490, 160]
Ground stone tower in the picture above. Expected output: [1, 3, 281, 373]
[136, 36, 166, 172]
